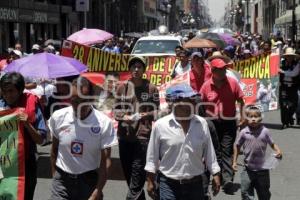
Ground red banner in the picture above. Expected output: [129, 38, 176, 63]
[61, 40, 131, 72]
[61, 40, 177, 86]
[233, 53, 280, 111]
[62, 40, 280, 111]
[143, 56, 176, 86]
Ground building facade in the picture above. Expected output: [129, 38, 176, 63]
[249, 0, 264, 35]
[0, 0, 80, 53]
[275, 0, 300, 40]
[87, 0, 158, 37]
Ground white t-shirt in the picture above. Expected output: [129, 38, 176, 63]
[49, 106, 118, 174]
[173, 62, 191, 76]
[30, 83, 56, 99]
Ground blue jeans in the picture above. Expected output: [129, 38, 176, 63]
[159, 173, 204, 200]
[240, 168, 271, 200]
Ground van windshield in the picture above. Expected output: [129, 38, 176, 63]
[131, 40, 180, 54]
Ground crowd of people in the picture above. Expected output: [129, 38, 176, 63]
[0, 30, 300, 200]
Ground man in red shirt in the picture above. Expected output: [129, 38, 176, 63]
[189, 52, 212, 92]
[200, 58, 244, 194]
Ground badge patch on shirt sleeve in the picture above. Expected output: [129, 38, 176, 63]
[71, 141, 83, 156]
[89, 126, 101, 136]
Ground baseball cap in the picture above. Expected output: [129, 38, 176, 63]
[7, 48, 14, 54]
[128, 56, 146, 69]
[166, 83, 197, 100]
[191, 52, 203, 59]
[210, 58, 227, 69]
[224, 45, 235, 54]
[11, 50, 22, 58]
[243, 49, 251, 54]
[175, 45, 184, 50]
[255, 35, 261, 39]
[32, 44, 40, 50]
[47, 45, 55, 50]
[81, 72, 105, 86]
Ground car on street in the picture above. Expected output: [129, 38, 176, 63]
[131, 35, 183, 56]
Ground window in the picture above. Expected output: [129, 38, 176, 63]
[132, 40, 180, 54]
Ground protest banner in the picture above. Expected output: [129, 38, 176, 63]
[233, 53, 280, 111]
[158, 72, 190, 109]
[62, 39, 280, 111]
[61, 40, 131, 73]
[143, 56, 177, 86]
[0, 109, 25, 200]
[61, 40, 177, 86]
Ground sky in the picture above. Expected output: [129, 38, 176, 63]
[207, 0, 229, 23]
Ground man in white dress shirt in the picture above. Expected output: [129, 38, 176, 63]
[145, 83, 221, 200]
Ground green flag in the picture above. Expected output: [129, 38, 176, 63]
[0, 109, 25, 200]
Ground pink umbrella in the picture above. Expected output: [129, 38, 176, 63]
[67, 28, 113, 45]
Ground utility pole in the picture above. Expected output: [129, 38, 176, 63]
[76, 0, 89, 29]
[104, 2, 107, 30]
[292, 0, 297, 43]
[246, 0, 249, 32]
[84, 11, 87, 28]
[59, 0, 63, 38]
[169, 0, 176, 32]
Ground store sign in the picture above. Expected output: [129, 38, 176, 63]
[34, 12, 47, 23]
[0, 8, 18, 21]
[19, 9, 33, 22]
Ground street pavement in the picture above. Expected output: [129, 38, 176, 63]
[34, 110, 300, 200]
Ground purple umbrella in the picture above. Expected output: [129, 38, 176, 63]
[217, 33, 241, 46]
[4, 53, 87, 79]
[67, 28, 113, 45]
